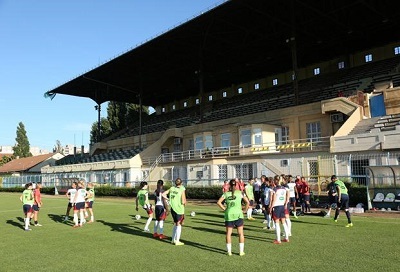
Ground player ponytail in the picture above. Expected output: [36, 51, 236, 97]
[139, 181, 148, 189]
[229, 179, 236, 198]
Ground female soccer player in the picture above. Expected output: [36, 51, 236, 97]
[245, 178, 255, 220]
[270, 176, 290, 244]
[64, 182, 77, 221]
[135, 181, 153, 232]
[20, 183, 34, 231]
[153, 180, 169, 239]
[217, 179, 250, 256]
[31, 183, 43, 226]
[162, 178, 186, 246]
[72, 179, 87, 228]
[86, 182, 95, 223]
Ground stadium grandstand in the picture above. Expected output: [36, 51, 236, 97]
[4, 0, 400, 199]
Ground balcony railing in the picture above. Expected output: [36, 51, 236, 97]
[142, 136, 330, 165]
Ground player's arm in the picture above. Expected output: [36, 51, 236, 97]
[285, 189, 290, 205]
[181, 189, 186, 206]
[336, 184, 341, 202]
[19, 193, 23, 203]
[135, 192, 139, 211]
[34, 191, 41, 207]
[161, 189, 170, 200]
[242, 195, 250, 212]
[216, 195, 226, 211]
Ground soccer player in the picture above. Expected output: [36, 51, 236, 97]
[332, 175, 353, 227]
[217, 179, 250, 256]
[325, 176, 338, 218]
[162, 178, 186, 246]
[64, 182, 77, 221]
[86, 182, 95, 223]
[31, 183, 43, 226]
[135, 181, 153, 232]
[72, 179, 87, 228]
[153, 180, 168, 239]
[301, 177, 311, 213]
[262, 179, 275, 230]
[270, 176, 290, 244]
[287, 175, 298, 218]
[20, 183, 34, 231]
[245, 178, 255, 220]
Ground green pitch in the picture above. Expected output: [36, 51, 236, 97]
[1, 193, 399, 272]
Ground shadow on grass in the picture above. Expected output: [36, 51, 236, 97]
[96, 219, 154, 238]
[6, 218, 24, 230]
[48, 214, 74, 226]
[188, 225, 268, 242]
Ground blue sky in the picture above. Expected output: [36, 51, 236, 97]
[0, 0, 222, 152]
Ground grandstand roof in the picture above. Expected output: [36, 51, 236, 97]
[45, 0, 400, 106]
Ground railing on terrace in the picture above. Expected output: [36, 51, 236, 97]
[142, 137, 331, 165]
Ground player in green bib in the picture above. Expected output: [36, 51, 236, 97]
[162, 178, 186, 246]
[245, 178, 255, 220]
[217, 179, 249, 256]
[86, 182, 95, 223]
[20, 183, 34, 231]
[332, 175, 353, 227]
[136, 181, 154, 232]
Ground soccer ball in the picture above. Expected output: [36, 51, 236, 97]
[135, 214, 141, 220]
[387, 208, 391, 211]
[190, 211, 196, 217]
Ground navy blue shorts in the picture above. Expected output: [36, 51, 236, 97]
[32, 204, 40, 212]
[272, 205, 285, 220]
[338, 194, 350, 210]
[155, 205, 166, 221]
[225, 218, 244, 228]
[23, 204, 33, 214]
[75, 202, 85, 210]
[87, 201, 94, 208]
[171, 208, 184, 224]
[329, 195, 338, 205]
[289, 197, 296, 204]
[303, 194, 310, 202]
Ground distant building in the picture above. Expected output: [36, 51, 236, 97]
[0, 153, 64, 175]
[63, 144, 86, 156]
[0, 145, 50, 157]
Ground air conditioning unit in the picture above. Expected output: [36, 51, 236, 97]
[330, 113, 344, 123]
[174, 138, 181, 144]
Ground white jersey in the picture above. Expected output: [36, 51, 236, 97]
[287, 182, 296, 198]
[253, 180, 261, 192]
[264, 187, 273, 206]
[67, 188, 77, 203]
[154, 190, 164, 206]
[272, 186, 287, 207]
[74, 188, 86, 203]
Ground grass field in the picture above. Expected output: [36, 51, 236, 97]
[1, 192, 399, 272]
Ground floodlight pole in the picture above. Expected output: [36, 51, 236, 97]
[95, 103, 101, 142]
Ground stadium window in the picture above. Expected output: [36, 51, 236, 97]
[172, 104, 176, 110]
[253, 128, 262, 146]
[221, 133, 231, 148]
[218, 165, 228, 180]
[254, 83, 260, 90]
[195, 98, 200, 104]
[205, 135, 213, 149]
[275, 127, 289, 145]
[365, 54, 372, 63]
[195, 136, 203, 150]
[240, 129, 251, 147]
[395, 46, 400, 55]
[306, 122, 321, 143]
[222, 91, 227, 98]
[183, 101, 187, 108]
[313, 67, 320, 75]
[338, 61, 345, 69]
[272, 78, 278, 86]
[162, 107, 166, 113]
[238, 87, 243, 94]
[208, 95, 213, 101]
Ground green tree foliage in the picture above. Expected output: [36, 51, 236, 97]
[53, 140, 64, 154]
[125, 103, 149, 126]
[90, 117, 111, 143]
[13, 122, 32, 158]
[0, 155, 13, 166]
[107, 101, 128, 132]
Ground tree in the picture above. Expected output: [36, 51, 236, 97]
[53, 140, 64, 154]
[0, 155, 13, 166]
[13, 122, 32, 158]
[90, 117, 111, 143]
[107, 101, 128, 132]
[125, 103, 149, 126]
